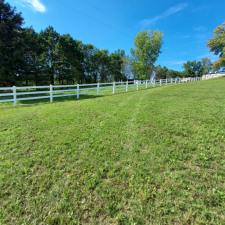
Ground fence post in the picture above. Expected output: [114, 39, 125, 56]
[126, 81, 128, 92]
[97, 83, 100, 95]
[50, 85, 53, 103]
[77, 84, 80, 99]
[166, 79, 168, 85]
[13, 86, 17, 106]
[136, 81, 139, 91]
[160, 79, 162, 86]
[146, 80, 148, 89]
[113, 82, 115, 94]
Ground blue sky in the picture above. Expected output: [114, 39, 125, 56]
[7, 0, 225, 70]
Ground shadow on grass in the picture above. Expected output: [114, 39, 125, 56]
[0, 86, 158, 109]
[16, 94, 103, 107]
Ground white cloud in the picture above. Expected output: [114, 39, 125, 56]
[21, 0, 46, 13]
[141, 3, 188, 27]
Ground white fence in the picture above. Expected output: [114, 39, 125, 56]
[0, 77, 201, 106]
[202, 73, 225, 80]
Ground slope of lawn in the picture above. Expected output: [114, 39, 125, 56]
[0, 79, 225, 225]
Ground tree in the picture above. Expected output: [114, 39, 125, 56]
[155, 65, 184, 79]
[0, 0, 24, 85]
[167, 69, 184, 78]
[155, 65, 169, 79]
[208, 22, 225, 68]
[94, 50, 111, 82]
[39, 26, 60, 84]
[109, 50, 126, 81]
[183, 61, 204, 77]
[81, 44, 98, 83]
[131, 30, 163, 80]
[55, 34, 84, 84]
[17, 28, 44, 85]
[201, 57, 212, 74]
[1, 1, 169, 86]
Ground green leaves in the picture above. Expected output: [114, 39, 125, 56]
[0, 0, 23, 84]
[183, 60, 205, 77]
[131, 30, 163, 80]
[208, 22, 225, 68]
[0, 1, 126, 86]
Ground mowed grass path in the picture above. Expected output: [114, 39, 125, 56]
[0, 79, 225, 225]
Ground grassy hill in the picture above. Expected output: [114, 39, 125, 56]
[0, 79, 225, 224]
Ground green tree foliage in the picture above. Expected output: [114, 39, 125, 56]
[201, 57, 212, 74]
[0, 0, 23, 85]
[183, 61, 204, 77]
[208, 22, 225, 68]
[131, 30, 163, 80]
[110, 50, 126, 81]
[155, 65, 169, 79]
[55, 34, 84, 84]
[0, 1, 126, 86]
[19, 27, 42, 85]
[155, 65, 184, 79]
[39, 26, 60, 85]
[81, 44, 98, 83]
[183, 58, 212, 77]
[94, 49, 110, 82]
[167, 70, 184, 78]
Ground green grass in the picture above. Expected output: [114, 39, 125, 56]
[0, 79, 225, 225]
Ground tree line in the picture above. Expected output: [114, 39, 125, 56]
[0, 0, 126, 86]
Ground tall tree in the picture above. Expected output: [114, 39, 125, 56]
[155, 65, 169, 79]
[201, 57, 212, 74]
[82, 44, 98, 83]
[131, 30, 163, 80]
[208, 22, 225, 68]
[0, 0, 23, 85]
[183, 61, 204, 77]
[39, 26, 60, 84]
[167, 69, 184, 78]
[56, 34, 84, 84]
[94, 50, 110, 82]
[18, 27, 43, 85]
[109, 50, 126, 81]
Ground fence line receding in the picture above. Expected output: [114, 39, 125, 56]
[0, 77, 202, 106]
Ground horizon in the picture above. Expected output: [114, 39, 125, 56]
[7, 0, 224, 71]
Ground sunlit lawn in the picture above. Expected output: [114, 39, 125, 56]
[0, 79, 225, 224]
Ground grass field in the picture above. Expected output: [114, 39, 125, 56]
[0, 79, 225, 225]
